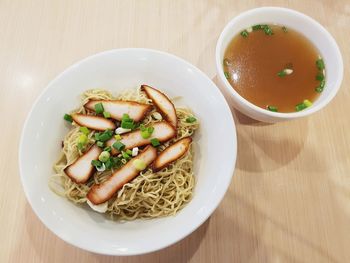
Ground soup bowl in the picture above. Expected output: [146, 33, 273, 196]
[216, 7, 343, 122]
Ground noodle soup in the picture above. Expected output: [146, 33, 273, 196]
[223, 24, 326, 113]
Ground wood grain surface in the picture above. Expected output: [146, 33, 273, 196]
[1, 0, 349, 262]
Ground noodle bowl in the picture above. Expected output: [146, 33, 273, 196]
[50, 87, 199, 220]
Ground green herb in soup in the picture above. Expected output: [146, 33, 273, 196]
[224, 24, 325, 112]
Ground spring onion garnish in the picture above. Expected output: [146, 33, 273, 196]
[282, 26, 288, 33]
[267, 105, 278, 112]
[316, 72, 324, 81]
[95, 130, 114, 142]
[79, 126, 90, 135]
[77, 143, 84, 151]
[295, 102, 307, 112]
[94, 103, 104, 114]
[315, 79, 325, 93]
[126, 149, 132, 155]
[150, 138, 161, 147]
[112, 141, 125, 151]
[303, 99, 312, 107]
[104, 146, 111, 152]
[114, 134, 122, 141]
[121, 151, 131, 160]
[91, 160, 102, 168]
[99, 151, 110, 162]
[262, 25, 273, 35]
[140, 124, 154, 139]
[315, 58, 326, 93]
[121, 113, 137, 130]
[186, 116, 197, 123]
[64, 114, 73, 123]
[78, 134, 88, 144]
[240, 30, 249, 38]
[277, 70, 287, 77]
[96, 141, 104, 148]
[133, 159, 147, 171]
[224, 72, 230, 79]
[316, 58, 325, 70]
[295, 99, 312, 112]
[103, 111, 111, 118]
[252, 24, 262, 31]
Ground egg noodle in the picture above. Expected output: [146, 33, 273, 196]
[50, 88, 199, 220]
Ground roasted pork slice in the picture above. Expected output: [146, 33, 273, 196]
[87, 146, 157, 204]
[153, 137, 192, 171]
[72, 114, 116, 131]
[106, 121, 176, 154]
[64, 144, 102, 183]
[141, 85, 178, 128]
[84, 100, 151, 122]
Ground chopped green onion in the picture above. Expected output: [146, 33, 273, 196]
[303, 99, 312, 107]
[240, 30, 249, 38]
[96, 141, 104, 148]
[77, 142, 84, 151]
[252, 24, 262, 30]
[150, 138, 160, 147]
[133, 159, 147, 171]
[79, 126, 90, 135]
[316, 58, 325, 70]
[147, 126, 154, 134]
[126, 149, 132, 155]
[277, 70, 287, 77]
[114, 134, 122, 141]
[103, 111, 111, 118]
[262, 25, 273, 35]
[224, 72, 230, 79]
[111, 157, 122, 169]
[105, 159, 113, 169]
[94, 103, 104, 114]
[113, 141, 125, 151]
[295, 102, 307, 111]
[95, 130, 114, 142]
[316, 73, 324, 81]
[186, 116, 197, 123]
[64, 114, 73, 123]
[104, 146, 111, 152]
[282, 26, 288, 33]
[121, 121, 135, 129]
[267, 105, 278, 112]
[99, 151, 110, 162]
[121, 151, 131, 160]
[140, 124, 146, 131]
[91, 160, 102, 168]
[315, 87, 323, 93]
[77, 134, 88, 144]
[141, 130, 151, 139]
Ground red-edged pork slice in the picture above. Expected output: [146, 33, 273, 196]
[64, 144, 102, 183]
[153, 137, 192, 171]
[141, 85, 178, 128]
[72, 114, 116, 131]
[106, 121, 176, 155]
[84, 100, 151, 122]
[87, 146, 157, 204]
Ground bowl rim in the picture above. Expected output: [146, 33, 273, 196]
[215, 6, 344, 119]
[18, 48, 237, 255]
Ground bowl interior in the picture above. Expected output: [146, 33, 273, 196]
[216, 7, 343, 118]
[19, 49, 237, 255]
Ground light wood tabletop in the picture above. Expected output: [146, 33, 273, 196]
[1, 0, 349, 262]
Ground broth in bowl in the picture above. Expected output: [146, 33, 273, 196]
[223, 24, 326, 113]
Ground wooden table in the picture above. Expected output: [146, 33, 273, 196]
[1, 1, 349, 262]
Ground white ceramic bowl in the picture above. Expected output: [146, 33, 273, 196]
[19, 49, 236, 255]
[216, 7, 343, 122]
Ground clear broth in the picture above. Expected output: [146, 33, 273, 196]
[223, 25, 323, 112]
